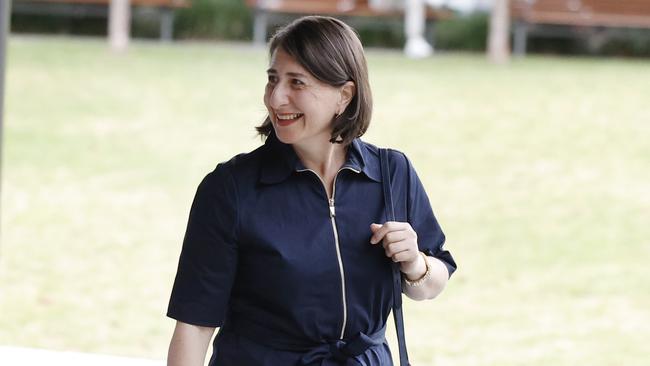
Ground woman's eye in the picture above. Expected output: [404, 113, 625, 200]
[267, 75, 278, 84]
[292, 79, 305, 86]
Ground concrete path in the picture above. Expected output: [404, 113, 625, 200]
[0, 346, 165, 366]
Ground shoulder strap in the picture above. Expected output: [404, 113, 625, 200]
[379, 148, 411, 366]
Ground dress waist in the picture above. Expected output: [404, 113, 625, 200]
[222, 316, 387, 365]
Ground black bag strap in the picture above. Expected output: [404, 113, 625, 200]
[379, 148, 411, 366]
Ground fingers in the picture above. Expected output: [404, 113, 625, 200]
[390, 248, 417, 263]
[383, 231, 404, 246]
[384, 239, 409, 257]
[370, 222, 419, 264]
[370, 221, 410, 244]
[384, 239, 420, 263]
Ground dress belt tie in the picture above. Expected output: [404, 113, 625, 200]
[223, 316, 386, 365]
[299, 327, 386, 366]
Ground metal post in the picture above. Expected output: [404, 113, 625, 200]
[253, 10, 268, 46]
[513, 21, 528, 56]
[1, 0, 11, 215]
[160, 7, 174, 42]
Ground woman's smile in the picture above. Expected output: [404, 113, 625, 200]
[275, 112, 304, 127]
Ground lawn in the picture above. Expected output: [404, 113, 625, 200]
[1, 36, 649, 366]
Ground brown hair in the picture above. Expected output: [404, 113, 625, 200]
[255, 16, 372, 145]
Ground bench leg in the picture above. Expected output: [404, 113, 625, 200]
[253, 11, 268, 46]
[425, 20, 436, 48]
[160, 8, 174, 42]
[513, 21, 528, 56]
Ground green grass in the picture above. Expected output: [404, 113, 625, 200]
[1, 36, 649, 365]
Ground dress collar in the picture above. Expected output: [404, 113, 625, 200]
[259, 130, 381, 184]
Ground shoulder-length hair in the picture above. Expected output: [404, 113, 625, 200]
[255, 16, 373, 145]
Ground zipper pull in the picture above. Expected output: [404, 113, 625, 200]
[329, 198, 336, 217]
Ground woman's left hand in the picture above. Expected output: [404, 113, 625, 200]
[370, 222, 424, 278]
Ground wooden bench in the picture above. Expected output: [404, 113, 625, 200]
[511, 0, 650, 54]
[12, 0, 189, 41]
[244, 0, 452, 45]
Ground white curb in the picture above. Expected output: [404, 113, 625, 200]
[0, 346, 165, 366]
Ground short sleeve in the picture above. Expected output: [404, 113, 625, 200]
[167, 163, 239, 327]
[404, 154, 457, 278]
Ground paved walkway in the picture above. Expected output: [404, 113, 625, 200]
[0, 346, 165, 366]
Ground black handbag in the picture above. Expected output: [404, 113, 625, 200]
[379, 148, 411, 366]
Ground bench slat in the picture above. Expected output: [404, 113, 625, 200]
[512, 0, 650, 27]
[245, 0, 451, 19]
[16, 0, 190, 8]
[519, 11, 650, 28]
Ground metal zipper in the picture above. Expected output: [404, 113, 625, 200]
[296, 166, 360, 339]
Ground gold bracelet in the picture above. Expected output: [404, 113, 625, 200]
[402, 252, 431, 287]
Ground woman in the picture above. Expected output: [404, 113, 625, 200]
[167, 16, 456, 366]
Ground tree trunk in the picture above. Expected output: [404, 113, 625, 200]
[109, 0, 131, 52]
[488, 0, 510, 63]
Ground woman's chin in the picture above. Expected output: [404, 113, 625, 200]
[273, 127, 298, 145]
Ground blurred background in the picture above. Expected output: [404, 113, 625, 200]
[0, 1, 649, 365]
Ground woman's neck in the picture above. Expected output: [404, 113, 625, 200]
[292, 135, 348, 180]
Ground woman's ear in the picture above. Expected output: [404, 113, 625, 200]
[338, 81, 356, 113]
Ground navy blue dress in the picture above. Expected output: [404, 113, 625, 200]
[167, 131, 456, 365]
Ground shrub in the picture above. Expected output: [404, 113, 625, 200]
[174, 0, 252, 40]
[433, 13, 489, 51]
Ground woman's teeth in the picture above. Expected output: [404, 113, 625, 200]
[277, 113, 303, 120]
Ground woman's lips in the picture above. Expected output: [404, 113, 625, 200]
[275, 113, 303, 127]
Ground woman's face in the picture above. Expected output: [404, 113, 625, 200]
[264, 48, 351, 146]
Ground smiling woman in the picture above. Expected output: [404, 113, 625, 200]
[257, 17, 372, 148]
[166, 16, 456, 366]
[263, 47, 356, 156]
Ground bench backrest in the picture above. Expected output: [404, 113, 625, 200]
[512, 0, 650, 28]
[18, 0, 189, 8]
[245, 0, 450, 18]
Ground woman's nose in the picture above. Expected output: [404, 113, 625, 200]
[269, 82, 290, 108]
